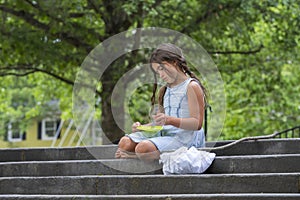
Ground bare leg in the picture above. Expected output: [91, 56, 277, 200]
[115, 136, 138, 159]
[135, 140, 160, 162]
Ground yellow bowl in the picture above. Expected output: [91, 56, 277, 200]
[137, 125, 163, 133]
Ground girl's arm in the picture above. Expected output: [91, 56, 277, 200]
[154, 81, 205, 130]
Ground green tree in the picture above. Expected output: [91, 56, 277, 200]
[0, 0, 299, 143]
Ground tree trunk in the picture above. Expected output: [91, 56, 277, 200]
[100, 60, 126, 144]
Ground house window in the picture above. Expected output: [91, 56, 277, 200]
[41, 119, 59, 140]
[7, 122, 25, 142]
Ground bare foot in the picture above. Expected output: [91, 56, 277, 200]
[115, 148, 138, 159]
[115, 148, 121, 158]
[119, 150, 138, 159]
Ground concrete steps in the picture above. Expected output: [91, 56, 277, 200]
[0, 154, 300, 176]
[0, 139, 299, 162]
[1, 194, 300, 200]
[0, 173, 300, 195]
[0, 139, 299, 199]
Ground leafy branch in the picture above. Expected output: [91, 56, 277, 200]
[208, 44, 264, 55]
[0, 4, 92, 51]
[0, 65, 74, 85]
[0, 65, 102, 96]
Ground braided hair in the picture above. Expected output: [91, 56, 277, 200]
[149, 43, 208, 107]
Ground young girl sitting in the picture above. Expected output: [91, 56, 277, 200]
[115, 43, 207, 161]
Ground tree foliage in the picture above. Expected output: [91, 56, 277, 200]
[0, 0, 299, 143]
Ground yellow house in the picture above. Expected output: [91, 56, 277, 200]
[0, 118, 103, 148]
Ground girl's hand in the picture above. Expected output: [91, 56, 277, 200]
[132, 121, 141, 132]
[153, 113, 167, 126]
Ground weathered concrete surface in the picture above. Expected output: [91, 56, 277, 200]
[0, 194, 300, 200]
[0, 173, 299, 195]
[0, 139, 298, 162]
[210, 139, 300, 156]
[0, 139, 299, 199]
[0, 146, 117, 162]
[207, 154, 300, 173]
[1, 154, 300, 176]
[0, 159, 162, 176]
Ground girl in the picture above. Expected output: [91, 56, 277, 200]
[115, 43, 207, 161]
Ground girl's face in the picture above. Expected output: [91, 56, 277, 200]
[151, 61, 179, 84]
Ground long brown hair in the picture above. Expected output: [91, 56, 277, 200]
[149, 43, 208, 107]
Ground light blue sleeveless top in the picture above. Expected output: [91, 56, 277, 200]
[162, 78, 205, 147]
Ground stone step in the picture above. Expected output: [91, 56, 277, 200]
[0, 139, 299, 162]
[0, 146, 113, 162]
[1, 154, 299, 176]
[0, 194, 300, 200]
[211, 139, 300, 156]
[207, 154, 300, 174]
[0, 173, 299, 195]
[0, 159, 162, 176]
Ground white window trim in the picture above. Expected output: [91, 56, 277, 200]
[41, 118, 58, 140]
[7, 122, 23, 142]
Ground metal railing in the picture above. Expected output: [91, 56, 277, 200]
[275, 125, 300, 138]
[200, 125, 300, 151]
